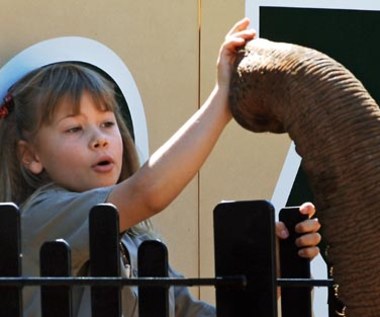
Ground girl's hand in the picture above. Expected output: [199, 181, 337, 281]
[217, 18, 256, 90]
[276, 202, 321, 259]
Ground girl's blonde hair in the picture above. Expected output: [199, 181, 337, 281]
[0, 62, 154, 236]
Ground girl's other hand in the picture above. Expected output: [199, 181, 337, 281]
[276, 202, 321, 260]
[217, 18, 256, 89]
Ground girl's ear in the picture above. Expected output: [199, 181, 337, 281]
[17, 140, 44, 175]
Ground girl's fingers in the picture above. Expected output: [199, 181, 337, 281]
[228, 29, 257, 42]
[295, 218, 321, 234]
[296, 202, 320, 234]
[276, 202, 321, 260]
[297, 226, 321, 260]
[298, 246, 320, 259]
[275, 221, 289, 239]
[299, 202, 316, 218]
[296, 232, 322, 248]
[226, 17, 251, 36]
[223, 18, 256, 50]
[222, 29, 256, 54]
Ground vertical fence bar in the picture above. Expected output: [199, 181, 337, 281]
[138, 240, 169, 317]
[279, 207, 312, 317]
[0, 203, 22, 316]
[89, 204, 121, 317]
[214, 200, 277, 317]
[40, 239, 72, 317]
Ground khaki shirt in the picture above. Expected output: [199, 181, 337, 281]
[21, 183, 215, 316]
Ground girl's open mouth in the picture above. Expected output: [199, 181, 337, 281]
[92, 158, 114, 173]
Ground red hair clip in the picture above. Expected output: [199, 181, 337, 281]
[0, 93, 14, 119]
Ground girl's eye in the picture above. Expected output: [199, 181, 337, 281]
[66, 126, 82, 133]
[102, 121, 116, 128]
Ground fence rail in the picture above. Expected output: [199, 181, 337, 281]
[0, 200, 334, 317]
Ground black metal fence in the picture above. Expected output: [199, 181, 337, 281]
[0, 200, 334, 317]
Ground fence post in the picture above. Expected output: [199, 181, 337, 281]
[40, 239, 72, 317]
[89, 204, 121, 317]
[138, 240, 169, 317]
[279, 207, 312, 317]
[214, 200, 277, 317]
[0, 203, 22, 316]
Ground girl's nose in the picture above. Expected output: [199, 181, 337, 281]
[90, 135, 109, 149]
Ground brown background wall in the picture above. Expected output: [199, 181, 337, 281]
[0, 0, 291, 304]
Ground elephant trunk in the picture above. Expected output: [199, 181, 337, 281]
[229, 38, 380, 317]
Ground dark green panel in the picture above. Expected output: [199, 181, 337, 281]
[260, 7, 380, 103]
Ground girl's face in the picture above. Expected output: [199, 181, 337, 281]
[19, 92, 124, 192]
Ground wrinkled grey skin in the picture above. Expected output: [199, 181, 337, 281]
[229, 38, 380, 317]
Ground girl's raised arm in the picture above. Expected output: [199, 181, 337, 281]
[108, 18, 256, 231]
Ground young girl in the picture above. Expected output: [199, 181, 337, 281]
[0, 18, 321, 316]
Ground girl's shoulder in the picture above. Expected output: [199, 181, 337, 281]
[21, 184, 115, 222]
[20, 183, 61, 208]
